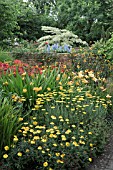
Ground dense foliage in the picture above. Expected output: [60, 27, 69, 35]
[1, 0, 113, 46]
[0, 0, 113, 169]
[0, 0, 19, 46]
[55, 0, 113, 42]
[0, 48, 113, 169]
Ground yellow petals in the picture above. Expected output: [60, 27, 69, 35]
[17, 152, 22, 157]
[66, 142, 70, 147]
[3, 81, 8, 85]
[89, 158, 92, 162]
[51, 115, 56, 119]
[47, 87, 51, 91]
[3, 154, 8, 159]
[21, 72, 26, 76]
[13, 136, 18, 142]
[61, 154, 65, 158]
[88, 132, 92, 135]
[61, 135, 66, 141]
[59, 86, 63, 90]
[4, 146, 9, 151]
[53, 143, 57, 147]
[18, 117, 23, 121]
[26, 149, 30, 152]
[106, 94, 112, 98]
[90, 143, 93, 147]
[38, 146, 42, 150]
[33, 87, 42, 92]
[57, 160, 64, 163]
[23, 89, 27, 93]
[73, 141, 79, 147]
[33, 121, 38, 125]
[43, 162, 48, 167]
[56, 153, 60, 157]
[65, 129, 71, 134]
[31, 140, 35, 144]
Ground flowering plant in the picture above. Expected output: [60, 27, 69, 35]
[45, 43, 71, 53]
[37, 26, 88, 52]
[0, 53, 112, 170]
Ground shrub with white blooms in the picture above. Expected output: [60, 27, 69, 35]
[37, 26, 88, 52]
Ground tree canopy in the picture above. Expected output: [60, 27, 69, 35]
[0, 0, 19, 44]
[55, 0, 113, 42]
[1, 0, 113, 45]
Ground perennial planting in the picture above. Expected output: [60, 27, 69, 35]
[1, 1, 113, 169]
[0, 51, 112, 169]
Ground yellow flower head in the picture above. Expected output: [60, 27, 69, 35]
[89, 158, 92, 162]
[55, 152, 60, 157]
[59, 86, 63, 90]
[38, 146, 42, 150]
[31, 140, 35, 144]
[21, 72, 26, 76]
[3, 81, 8, 86]
[53, 143, 57, 147]
[88, 132, 92, 135]
[33, 87, 42, 92]
[3, 154, 8, 159]
[66, 142, 70, 147]
[61, 154, 65, 158]
[13, 137, 18, 142]
[49, 168, 53, 170]
[90, 143, 93, 147]
[73, 141, 79, 146]
[33, 121, 38, 125]
[23, 89, 27, 93]
[26, 149, 30, 152]
[47, 87, 51, 91]
[65, 129, 71, 134]
[17, 152, 22, 157]
[4, 146, 9, 151]
[61, 135, 66, 141]
[51, 115, 56, 119]
[57, 160, 64, 163]
[18, 117, 23, 121]
[106, 94, 112, 98]
[43, 162, 48, 167]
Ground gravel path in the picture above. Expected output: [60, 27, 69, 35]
[86, 133, 113, 170]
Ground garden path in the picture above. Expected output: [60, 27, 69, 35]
[87, 132, 113, 170]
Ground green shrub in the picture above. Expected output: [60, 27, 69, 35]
[0, 49, 13, 62]
[92, 35, 113, 63]
[37, 26, 88, 52]
[10, 40, 39, 55]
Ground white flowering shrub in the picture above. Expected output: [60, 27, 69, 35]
[37, 26, 88, 52]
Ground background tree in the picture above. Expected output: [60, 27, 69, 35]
[0, 0, 19, 46]
[17, 0, 56, 41]
[27, 0, 56, 14]
[55, 0, 113, 42]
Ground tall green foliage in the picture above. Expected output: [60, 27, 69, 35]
[0, 95, 23, 158]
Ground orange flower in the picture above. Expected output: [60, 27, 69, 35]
[33, 87, 42, 92]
